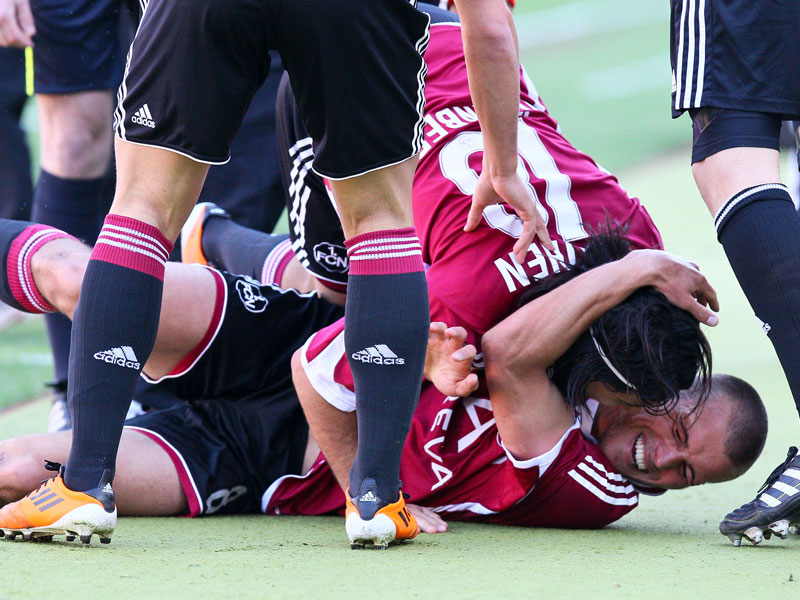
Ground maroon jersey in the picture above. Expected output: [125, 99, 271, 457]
[262, 321, 638, 528]
[412, 23, 662, 345]
[262, 23, 655, 527]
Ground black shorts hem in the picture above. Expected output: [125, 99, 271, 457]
[33, 82, 119, 95]
[313, 151, 420, 181]
[115, 135, 231, 166]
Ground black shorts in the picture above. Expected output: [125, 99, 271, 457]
[670, 0, 800, 120]
[29, 0, 133, 94]
[0, 47, 25, 112]
[125, 389, 307, 516]
[114, 0, 430, 178]
[142, 269, 344, 401]
[276, 74, 349, 292]
[127, 268, 343, 516]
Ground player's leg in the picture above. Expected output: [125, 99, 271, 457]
[0, 217, 221, 379]
[34, 94, 115, 430]
[29, 0, 126, 431]
[180, 202, 294, 287]
[0, 430, 185, 516]
[277, 0, 430, 546]
[59, 0, 276, 514]
[671, 0, 800, 543]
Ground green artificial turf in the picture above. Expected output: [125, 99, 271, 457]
[2, 2, 799, 597]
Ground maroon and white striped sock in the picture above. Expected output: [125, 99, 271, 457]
[344, 227, 430, 509]
[4, 223, 76, 313]
[261, 238, 295, 286]
[65, 214, 173, 491]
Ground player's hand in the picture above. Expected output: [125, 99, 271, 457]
[424, 322, 479, 398]
[627, 249, 719, 326]
[407, 503, 448, 533]
[465, 170, 554, 263]
[0, 0, 35, 47]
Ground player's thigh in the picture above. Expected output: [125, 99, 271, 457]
[145, 263, 220, 380]
[114, 427, 186, 516]
[275, 0, 430, 181]
[144, 270, 343, 401]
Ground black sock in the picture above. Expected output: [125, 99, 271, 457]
[0, 111, 33, 221]
[202, 215, 292, 284]
[344, 227, 429, 508]
[65, 215, 172, 491]
[32, 170, 110, 383]
[716, 184, 800, 418]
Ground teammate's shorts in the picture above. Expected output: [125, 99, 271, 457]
[276, 74, 348, 292]
[114, 0, 430, 178]
[126, 268, 343, 516]
[142, 268, 343, 402]
[125, 389, 307, 517]
[30, 0, 129, 94]
[275, 4, 457, 286]
[670, 0, 800, 120]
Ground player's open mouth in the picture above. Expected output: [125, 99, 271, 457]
[632, 433, 647, 472]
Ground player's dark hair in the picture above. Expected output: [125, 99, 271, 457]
[706, 374, 767, 471]
[516, 224, 712, 414]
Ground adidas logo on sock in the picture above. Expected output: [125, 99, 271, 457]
[359, 491, 378, 503]
[93, 346, 141, 370]
[131, 103, 156, 129]
[351, 344, 405, 366]
[101, 483, 113, 494]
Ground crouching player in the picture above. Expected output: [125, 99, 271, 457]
[0, 221, 766, 543]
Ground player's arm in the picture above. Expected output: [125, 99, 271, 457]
[455, 0, 551, 260]
[482, 250, 718, 460]
[0, 0, 35, 47]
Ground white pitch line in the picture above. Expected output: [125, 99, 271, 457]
[516, 0, 662, 49]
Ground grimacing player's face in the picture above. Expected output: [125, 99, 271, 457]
[593, 393, 744, 490]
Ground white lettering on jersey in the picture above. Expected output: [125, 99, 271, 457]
[493, 240, 578, 293]
[425, 396, 496, 492]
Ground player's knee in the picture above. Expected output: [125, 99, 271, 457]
[35, 245, 88, 318]
[0, 440, 41, 503]
[39, 95, 113, 177]
[45, 126, 111, 176]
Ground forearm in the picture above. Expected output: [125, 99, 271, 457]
[457, 0, 520, 176]
[291, 350, 357, 492]
[483, 253, 651, 371]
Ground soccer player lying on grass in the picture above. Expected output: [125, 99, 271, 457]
[0, 13, 738, 544]
[0, 221, 766, 543]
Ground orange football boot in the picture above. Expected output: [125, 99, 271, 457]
[0, 461, 116, 544]
[345, 479, 419, 549]
[181, 202, 230, 266]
